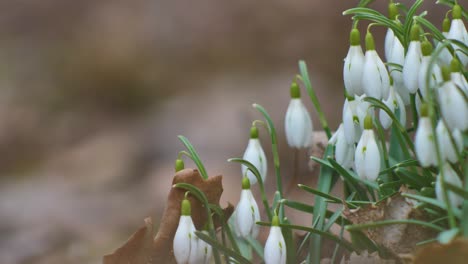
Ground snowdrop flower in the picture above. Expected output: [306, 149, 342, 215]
[285, 81, 313, 148]
[234, 177, 260, 239]
[437, 17, 453, 66]
[384, 2, 399, 61]
[448, 4, 468, 66]
[242, 126, 267, 184]
[436, 163, 463, 208]
[329, 124, 354, 169]
[343, 28, 365, 96]
[264, 215, 286, 264]
[450, 58, 468, 95]
[355, 115, 381, 181]
[403, 24, 423, 94]
[439, 66, 468, 131]
[173, 199, 198, 264]
[191, 231, 212, 264]
[379, 82, 406, 129]
[388, 35, 410, 105]
[362, 30, 390, 99]
[436, 120, 463, 163]
[418, 40, 442, 99]
[414, 104, 437, 167]
[342, 95, 372, 144]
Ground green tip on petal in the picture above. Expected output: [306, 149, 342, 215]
[365, 31, 375, 51]
[175, 159, 185, 172]
[363, 115, 373, 130]
[271, 215, 280, 226]
[421, 40, 433, 56]
[389, 76, 394, 86]
[420, 103, 429, 117]
[181, 199, 191, 216]
[350, 28, 361, 46]
[388, 2, 398, 20]
[442, 17, 451, 33]
[290, 81, 301, 98]
[241, 177, 251, 190]
[250, 125, 259, 139]
[410, 24, 421, 41]
[450, 58, 461, 73]
[441, 66, 451, 82]
[453, 4, 462, 20]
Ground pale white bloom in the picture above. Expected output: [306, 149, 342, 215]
[355, 121, 381, 181]
[242, 128, 267, 184]
[234, 178, 260, 238]
[174, 200, 198, 264]
[362, 49, 390, 99]
[379, 85, 406, 129]
[285, 98, 313, 148]
[329, 124, 354, 169]
[415, 116, 437, 167]
[448, 18, 468, 66]
[439, 78, 468, 131]
[191, 231, 212, 264]
[436, 163, 463, 208]
[388, 35, 410, 105]
[418, 55, 442, 99]
[342, 95, 372, 144]
[344, 45, 365, 96]
[436, 120, 463, 163]
[264, 216, 286, 264]
[451, 71, 468, 95]
[403, 40, 423, 93]
[384, 28, 395, 61]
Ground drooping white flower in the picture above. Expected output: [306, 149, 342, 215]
[414, 105, 437, 167]
[191, 230, 212, 264]
[388, 34, 410, 105]
[379, 84, 406, 129]
[264, 216, 286, 264]
[355, 115, 381, 181]
[438, 67, 468, 131]
[403, 24, 423, 94]
[242, 126, 267, 185]
[437, 17, 453, 66]
[447, 4, 468, 66]
[436, 163, 463, 208]
[418, 40, 442, 99]
[342, 95, 372, 144]
[234, 177, 260, 239]
[436, 120, 463, 163]
[450, 58, 468, 95]
[329, 124, 354, 169]
[384, 2, 400, 61]
[285, 82, 313, 148]
[343, 28, 365, 96]
[174, 199, 198, 264]
[362, 31, 390, 99]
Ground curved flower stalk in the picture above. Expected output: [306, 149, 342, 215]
[438, 67, 468, 131]
[242, 126, 267, 184]
[436, 120, 463, 163]
[329, 124, 354, 169]
[264, 215, 286, 264]
[403, 24, 423, 94]
[418, 40, 442, 99]
[173, 199, 199, 264]
[450, 58, 468, 95]
[447, 4, 468, 66]
[436, 163, 464, 209]
[379, 83, 406, 129]
[362, 30, 390, 99]
[342, 95, 372, 144]
[355, 115, 381, 181]
[343, 28, 365, 96]
[284, 81, 314, 149]
[414, 104, 437, 167]
[234, 177, 260, 239]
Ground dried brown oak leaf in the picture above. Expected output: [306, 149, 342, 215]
[103, 168, 234, 264]
[412, 239, 468, 264]
[343, 191, 436, 258]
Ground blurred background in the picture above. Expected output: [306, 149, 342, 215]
[0, 1, 447, 263]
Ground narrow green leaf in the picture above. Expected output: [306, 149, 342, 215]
[178, 135, 209, 180]
[346, 219, 444, 232]
[195, 231, 251, 264]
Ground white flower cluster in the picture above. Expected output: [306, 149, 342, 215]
[332, 2, 468, 197]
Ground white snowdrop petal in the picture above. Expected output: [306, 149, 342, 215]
[449, 19, 468, 66]
[235, 190, 259, 238]
[403, 41, 422, 93]
[451, 72, 468, 95]
[436, 163, 464, 208]
[385, 28, 395, 61]
[363, 50, 390, 99]
[439, 81, 468, 131]
[174, 216, 196, 264]
[436, 121, 463, 163]
[355, 130, 381, 181]
[415, 118, 437, 167]
[344, 45, 365, 96]
[285, 99, 313, 148]
[264, 226, 287, 264]
[242, 139, 267, 184]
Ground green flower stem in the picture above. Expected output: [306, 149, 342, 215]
[298, 61, 332, 139]
[178, 135, 209, 180]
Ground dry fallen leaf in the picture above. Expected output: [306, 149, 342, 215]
[103, 168, 233, 264]
[412, 239, 468, 264]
